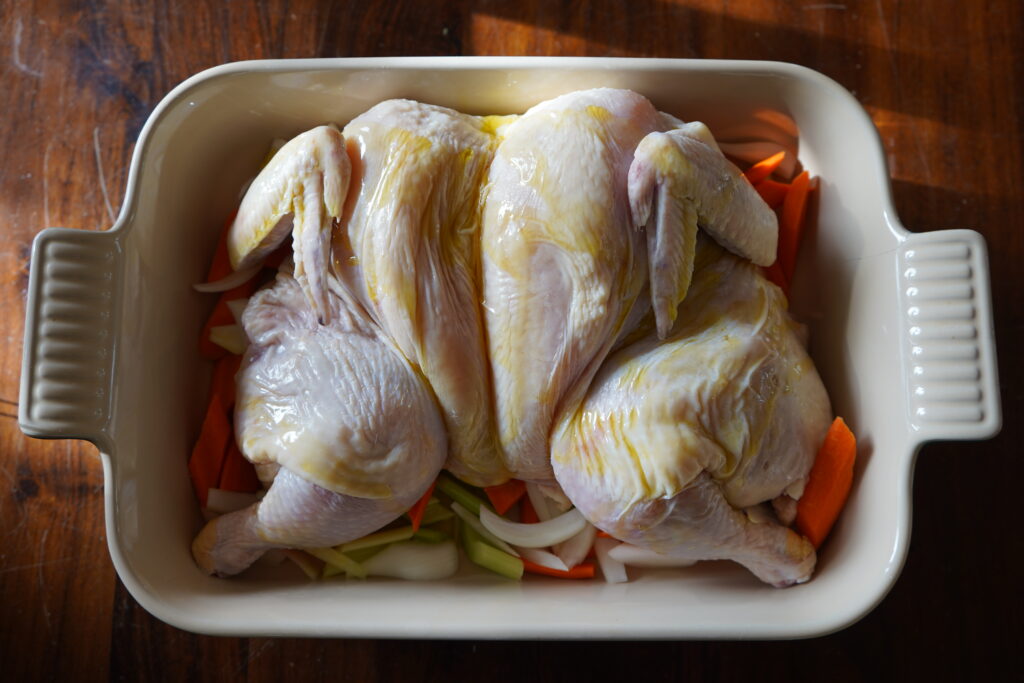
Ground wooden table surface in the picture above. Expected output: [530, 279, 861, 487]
[2, 1, 1020, 680]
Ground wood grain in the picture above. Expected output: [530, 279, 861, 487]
[1, 1, 1020, 680]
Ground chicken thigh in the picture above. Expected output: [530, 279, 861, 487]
[192, 271, 447, 576]
[551, 239, 831, 586]
[332, 100, 509, 486]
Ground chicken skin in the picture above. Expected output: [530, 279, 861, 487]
[552, 239, 831, 586]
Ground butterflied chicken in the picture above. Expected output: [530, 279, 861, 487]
[551, 239, 831, 586]
[333, 100, 509, 486]
[192, 271, 447, 575]
[482, 88, 777, 482]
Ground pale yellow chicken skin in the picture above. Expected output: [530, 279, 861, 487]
[332, 100, 509, 486]
[552, 239, 831, 586]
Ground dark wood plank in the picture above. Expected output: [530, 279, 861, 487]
[1, 1, 1020, 681]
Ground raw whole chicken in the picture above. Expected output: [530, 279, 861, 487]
[481, 88, 776, 483]
[551, 238, 831, 586]
[332, 100, 509, 486]
[191, 88, 830, 588]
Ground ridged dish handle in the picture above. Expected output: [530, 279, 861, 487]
[19, 227, 121, 448]
[898, 229, 1001, 443]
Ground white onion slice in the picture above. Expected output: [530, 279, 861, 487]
[205, 488, 259, 515]
[594, 538, 628, 584]
[514, 546, 569, 572]
[607, 543, 698, 568]
[525, 482, 554, 521]
[193, 264, 262, 293]
[479, 506, 586, 549]
[209, 324, 248, 355]
[449, 502, 520, 557]
[362, 540, 459, 580]
[554, 522, 597, 569]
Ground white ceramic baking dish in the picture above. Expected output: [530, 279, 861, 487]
[19, 57, 1000, 639]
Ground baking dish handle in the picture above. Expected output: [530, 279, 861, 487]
[898, 229, 1001, 443]
[19, 227, 121, 449]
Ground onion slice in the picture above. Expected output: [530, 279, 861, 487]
[450, 502, 520, 557]
[606, 543, 698, 568]
[514, 546, 569, 572]
[554, 522, 597, 569]
[594, 538, 628, 584]
[362, 540, 459, 580]
[193, 264, 262, 293]
[479, 506, 586, 549]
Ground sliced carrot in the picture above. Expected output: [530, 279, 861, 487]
[519, 495, 539, 524]
[762, 259, 790, 295]
[188, 396, 233, 507]
[743, 150, 786, 185]
[218, 439, 261, 493]
[199, 279, 257, 359]
[522, 559, 596, 579]
[210, 354, 243, 411]
[484, 479, 527, 515]
[595, 530, 614, 539]
[754, 178, 789, 208]
[778, 170, 812, 284]
[407, 481, 437, 532]
[796, 417, 857, 548]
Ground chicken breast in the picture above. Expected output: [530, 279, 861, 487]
[333, 100, 509, 486]
[480, 88, 661, 482]
[551, 238, 831, 586]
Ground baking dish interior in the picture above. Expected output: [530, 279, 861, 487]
[106, 59, 913, 638]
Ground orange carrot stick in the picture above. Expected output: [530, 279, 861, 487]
[484, 479, 527, 515]
[778, 170, 812, 284]
[210, 354, 243, 412]
[743, 151, 786, 185]
[218, 439, 261, 493]
[762, 259, 790, 295]
[796, 417, 857, 548]
[407, 481, 437, 532]
[754, 178, 789, 208]
[188, 396, 233, 507]
[522, 559, 596, 579]
[199, 279, 257, 360]
[519, 495, 539, 524]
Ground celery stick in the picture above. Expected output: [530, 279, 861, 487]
[462, 521, 523, 580]
[306, 547, 367, 579]
[344, 546, 385, 564]
[418, 503, 455, 526]
[339, 525, 415, 553]
[436, 473, 492, 515]
[412, 528, 448, 543]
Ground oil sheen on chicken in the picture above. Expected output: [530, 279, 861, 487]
[192, 269, 447, 576]
[332, 100, 509, 486]
[552, 238, 831, 586]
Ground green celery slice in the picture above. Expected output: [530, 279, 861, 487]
[417, 502, 455, 526]
[339, 525, 415, 553]
[344, 545, 386, 564]
[412, 528, 449, 543]
[461, 517, 523, 580]
[306, 547, 367, 579]
[437, 473, 492, 515]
